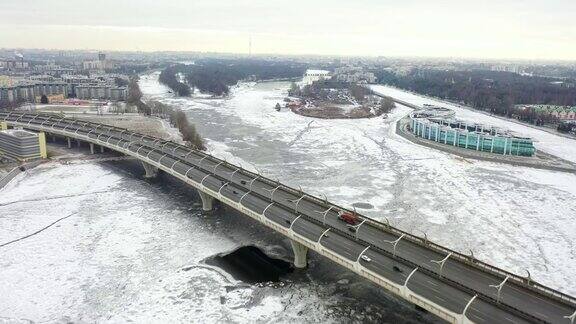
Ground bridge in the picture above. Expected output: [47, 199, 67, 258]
[1, 111, 575, 324]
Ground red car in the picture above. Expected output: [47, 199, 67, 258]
[338, 211, 359, 225]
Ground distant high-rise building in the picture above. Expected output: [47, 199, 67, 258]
[98, 52, 106, 62]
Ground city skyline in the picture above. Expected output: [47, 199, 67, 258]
[0, 0, 575, 60]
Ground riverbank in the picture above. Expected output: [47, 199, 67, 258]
[396, 116, 576, 173]
[137, 71, 576, 298]
[374, 84, 576, 140]
[290, 104, 387, 119]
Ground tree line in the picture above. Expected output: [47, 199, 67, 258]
[146, 100, 205, 150]
[126, 76, 150, 115]
[159, 59, 308, 96]
[159, 66, 192, 96]
[126, 76, 205, 150]
[376, 69, 576, 125]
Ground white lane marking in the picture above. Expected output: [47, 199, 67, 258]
[435, 295, 446, 302]
[426, 280, 439, 287]
[533, 312, 548, 319]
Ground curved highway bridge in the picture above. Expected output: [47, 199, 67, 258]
[1, 111, 575, 324]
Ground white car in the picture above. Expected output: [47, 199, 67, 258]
[360, 255, 372, 262]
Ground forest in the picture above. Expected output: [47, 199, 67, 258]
[159, 59, 308, 96]
[158, 66, 192, 96]
[374, 69, 576, 123]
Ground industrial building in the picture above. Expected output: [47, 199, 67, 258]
[409, 107, 536, 157]
[0, 128, 46, 161]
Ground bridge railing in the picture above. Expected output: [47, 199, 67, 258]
[2, 110, 575, 308]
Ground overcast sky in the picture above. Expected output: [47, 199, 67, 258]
[0, 0, 574, 60]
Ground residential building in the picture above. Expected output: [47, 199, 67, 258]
[75, 85, 127, 101]
[302, 69, 331, 85]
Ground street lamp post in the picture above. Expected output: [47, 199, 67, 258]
[218, 182, 229, 195]
[249, 175, 260, 191]
[264, 185, 281, 201]
[462, 295, 478, 319]
[383, 233, 405, 257]
[313, 206, 335, 224]
[292, 194, 306, 214]
[214, 159, 225, 173]
[565, 310, 576, 324]
[468, 249, 476, 263]
[383, 216, 391, 229]
[418, 230, 428, 245]
[489, 275, 510, 303]
[230, 168, 241, 181]
[318, 228, 330, 244]
[431, 252, 452, 278]
[262, 202, 274, 217]
[524, 269, 533, 285]
[356, 246, 371, 263]
[289, 215, 302, 230]
[198, 155, 208, 166]
[352, 219, 367, 240]
[321, 194, 328, 205]
[404, 267, 419, 288]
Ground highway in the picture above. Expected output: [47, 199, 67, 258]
[1, 111, 575, 324]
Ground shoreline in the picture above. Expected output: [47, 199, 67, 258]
[375, 84, 576, 140]
[289, 105, 386, 120]
[395, 115, 576, 173]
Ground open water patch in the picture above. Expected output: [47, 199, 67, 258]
[205, 245, 293, 284]
[351, 202, 374, 209]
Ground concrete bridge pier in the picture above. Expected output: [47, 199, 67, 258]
[89, 143, 95, 154]
[142, 162, 158, 178]
[100, 145, 105, 153]
[67, 137, 72, 149]
[77, 139, 81, 148]
[198, 190, 214, 211]
[290, 240, 309, 268]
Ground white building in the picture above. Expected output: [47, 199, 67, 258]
[302, 69, 331, 85]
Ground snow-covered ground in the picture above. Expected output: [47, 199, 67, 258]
[370, 85, 576, 164]
[139, 72, 576, 296]
[0, 161, 430, 323]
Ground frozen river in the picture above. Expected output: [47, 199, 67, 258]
[1, 72, 575, 323]
[0, 157, 431, 323]
[140, 72, 576, 296]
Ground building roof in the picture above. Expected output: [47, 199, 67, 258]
[1, 129, 38, 138]
[305, 69, 331, 75]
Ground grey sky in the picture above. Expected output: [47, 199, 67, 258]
[0, 0, 574, 59]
